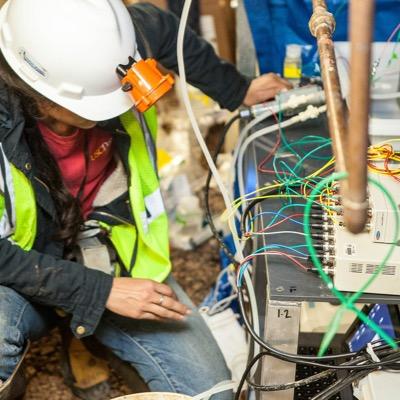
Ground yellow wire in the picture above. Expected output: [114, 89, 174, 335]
[370, 138, 400, 147]
[228, 139, 400, 241]
[232, 158, 335, 209]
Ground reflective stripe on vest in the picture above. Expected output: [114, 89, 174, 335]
[112, 107, 171, 282]
[0, 107, 170, 282]
[0, 144, 37, 249]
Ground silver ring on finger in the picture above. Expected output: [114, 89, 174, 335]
[158, 295, 165, 306]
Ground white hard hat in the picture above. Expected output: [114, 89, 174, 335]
[0, 0, 138, 121]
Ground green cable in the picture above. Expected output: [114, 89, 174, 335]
[292, 142, 332, 173]
[372, 29, 400, 83]
[292, 138, 332, 161]
[387, 30, 400, 67]
[304, 172, 400, 356]
[277, 97, 302, 161]
[295, 135, 329, 143]
[272, 95, 332, 181]
[273, 141, 332, 182]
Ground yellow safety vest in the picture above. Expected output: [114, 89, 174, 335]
[0, 107, 171, 282]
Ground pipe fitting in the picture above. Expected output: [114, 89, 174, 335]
[341, 198, 370, 213]
[309, 7, 336, 37]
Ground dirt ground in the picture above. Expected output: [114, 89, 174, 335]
[24, 237, 222, 400]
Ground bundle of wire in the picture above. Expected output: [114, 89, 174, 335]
[200, 107, 400, 398]
[178, 2, 400, 398]
[235, 341, 400, 400]
[206, 113, 400, 394]
[232, 134, 400, 399]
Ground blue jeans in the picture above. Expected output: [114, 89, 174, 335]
[0, 277, 232, 398]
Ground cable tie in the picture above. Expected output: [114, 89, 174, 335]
[366, 342, 381, 363]
[341, 197, 370, 212]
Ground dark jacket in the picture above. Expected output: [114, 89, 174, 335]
[0, 4, 250, 337]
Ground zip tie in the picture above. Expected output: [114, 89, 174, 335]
[367, 342, 381, 363]
[341, 197, 370, 212]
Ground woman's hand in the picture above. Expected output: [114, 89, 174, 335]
[106, 278, 191, 321]
[243, 73, 293, 106]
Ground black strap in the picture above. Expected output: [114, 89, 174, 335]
[0, 149, 14, 228]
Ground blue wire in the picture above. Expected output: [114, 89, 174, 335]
[265, 203, 307, 228]
[238, 244, 309, 285]
[250, 211, 305, 227]
[257, 244, 308, 257]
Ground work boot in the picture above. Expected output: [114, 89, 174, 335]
[60, 331, 111, 400]
[0, 344, 29, 400]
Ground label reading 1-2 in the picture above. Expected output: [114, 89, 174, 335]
[278, 309, 292, 319]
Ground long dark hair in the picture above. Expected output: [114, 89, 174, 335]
[0, 51, 82, 249]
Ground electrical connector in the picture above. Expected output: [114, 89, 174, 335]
[239, 85, 326, 118]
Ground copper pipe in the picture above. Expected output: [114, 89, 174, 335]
[309, 0, 347, 173]
[343, 0, 375, 233]
[312, 0, 331, 8]
[309, 0, 374, 234]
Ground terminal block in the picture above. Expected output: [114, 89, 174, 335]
[317, 173, 400, 295]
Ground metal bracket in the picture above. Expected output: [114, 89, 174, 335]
[260, 300, 302, 400]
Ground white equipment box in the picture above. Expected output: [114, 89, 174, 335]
[354, 371, 400, 400]
[322, 174, 400, 295]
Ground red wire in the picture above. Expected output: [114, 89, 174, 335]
[368, 145, 400, 182]
[241, 251, 309, 272]
[384, 158, 400, 182]
[257, 213, 304, 233]
[277, 252, 310, 272]
[257, 111, 283, 173]
[320, 167, 335, 177]
[257, 137, 282, 173]
[256, 107, 337, 178]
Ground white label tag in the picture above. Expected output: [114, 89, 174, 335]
[144, 188, 165, 224]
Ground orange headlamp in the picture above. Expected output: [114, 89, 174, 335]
[117, 57, 174, 113]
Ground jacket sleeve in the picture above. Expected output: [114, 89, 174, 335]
[0, 238, 113, 338]
[128, 4, 252, 111]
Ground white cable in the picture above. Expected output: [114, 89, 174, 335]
[208, 267, 236, 312]
[192, 380, 236, 400]
[177, 0, 261, 359]
[177, 6, 328, 386]
[177, 0, 240, 256]
[366, 342, 381, 363]
[209, 294, 239, 315]
[370, 91, 400, 100]
[237, 105, 327, 199]
[229, 109, 275, 202]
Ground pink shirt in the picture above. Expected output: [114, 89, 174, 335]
[38, 122, 116, 218]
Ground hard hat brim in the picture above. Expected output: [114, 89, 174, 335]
[50, 87, 136, 122]
[0, 1, 136, 122]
